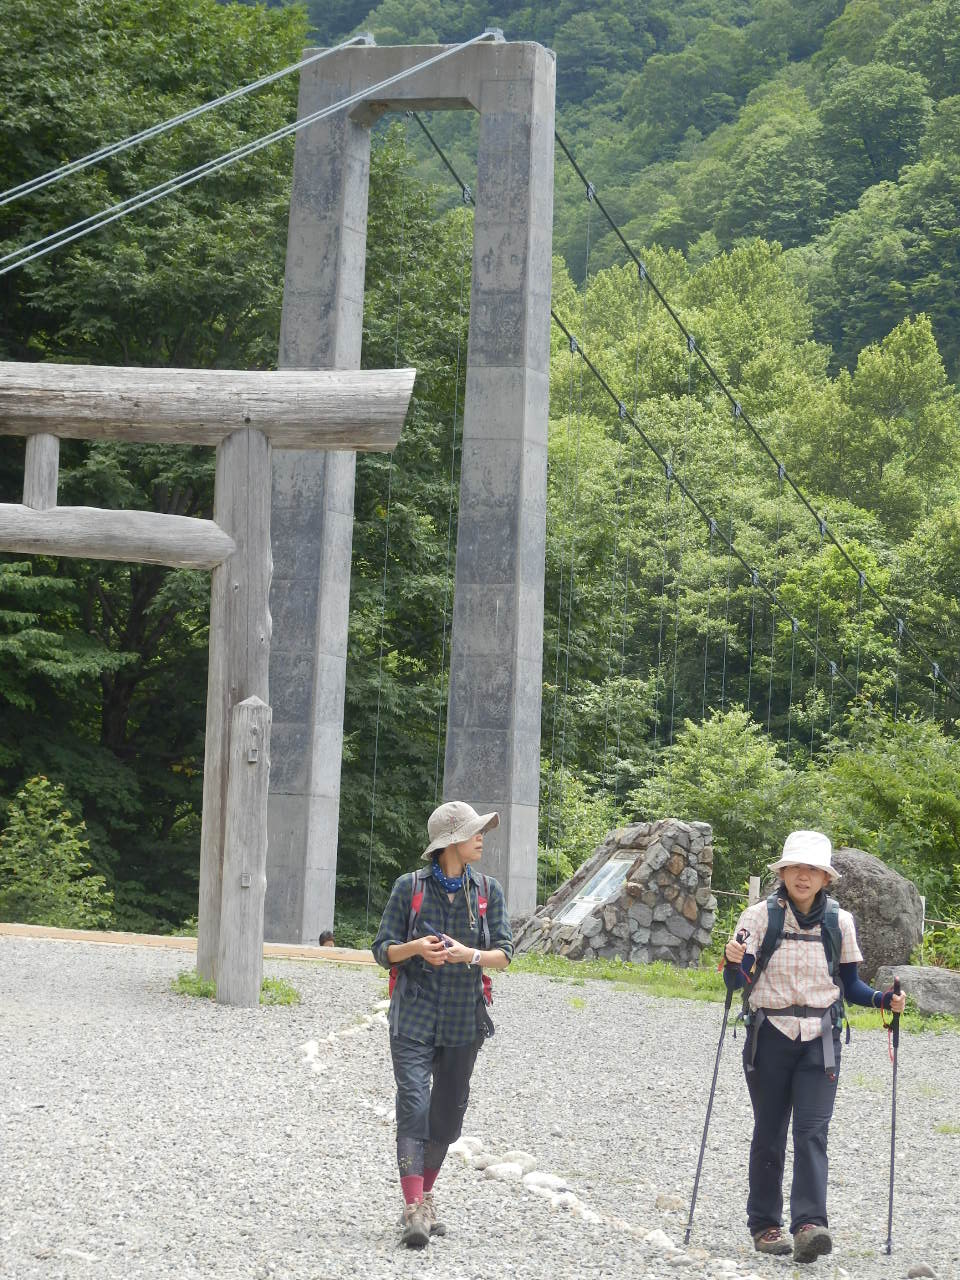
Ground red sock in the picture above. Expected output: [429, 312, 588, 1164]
[400, 1174, 424, 1205]
[423, 1167, 440, 1193]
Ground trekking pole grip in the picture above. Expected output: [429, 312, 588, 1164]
[892, 977, 901, 1049]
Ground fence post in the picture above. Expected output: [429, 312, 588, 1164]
[748, 875, 761, 905]
[217, 696, 272, 1007]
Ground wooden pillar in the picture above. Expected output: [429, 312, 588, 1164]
[22, 433, 59, 509]
[216, 696, 272, 1007]
[197, 428, 273, 980]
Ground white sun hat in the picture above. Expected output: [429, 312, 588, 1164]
[767, 829, 840, 883]
[421, 801, 500, 860]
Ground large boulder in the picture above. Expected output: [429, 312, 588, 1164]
[830, 847, 923, 982]
[874, 964, 960, 1017]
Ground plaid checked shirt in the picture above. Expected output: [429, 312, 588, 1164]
[736, 897, 863, 1041]
[373, 866, 513, 1046]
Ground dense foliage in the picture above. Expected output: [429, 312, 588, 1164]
[2, 0, 960, 937]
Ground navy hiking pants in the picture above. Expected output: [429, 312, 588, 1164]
[744, 1020, 840, 1235]
[390, 1034, 480, 1144]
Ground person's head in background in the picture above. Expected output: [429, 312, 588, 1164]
[319, 930, 335, 947]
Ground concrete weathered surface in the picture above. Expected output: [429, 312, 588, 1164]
[266, 41, 556, 939]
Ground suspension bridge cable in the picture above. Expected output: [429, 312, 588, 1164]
[410, 114, 865, 713]
[365, 132, 412, 927]
[433, 189, 472, 805]
[0, 35, 374, 208]
[0, 30, 504, 277]
[553, 131, 960, 710]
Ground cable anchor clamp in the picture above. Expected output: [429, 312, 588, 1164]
[461, 183, 472, 204]
[709, 518, 718, 536]
[586, 181, 596, 202]
[734, 401, 742, 418]
[483, 27, 506, 41]
[665, 462, 673, 481]
[638, 262, 647, 281]
[687, 334, 696, 353]
[751, 570, 760, 587]
[896, 617, 905, 637]
[777, 462, 786, 482]
[617, 401, 627, 421]
[569, 335, 579, 354]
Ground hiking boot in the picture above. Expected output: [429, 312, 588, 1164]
[753, 1226, 793, 1256]
[794, 1224, 832, 1263]
[400, 1202, 430, 1249]
[422, 1191, 447, 1236]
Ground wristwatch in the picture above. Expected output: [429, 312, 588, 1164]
[469, 949, 481, 966]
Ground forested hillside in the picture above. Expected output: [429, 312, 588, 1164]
[2, 0, 960, 946]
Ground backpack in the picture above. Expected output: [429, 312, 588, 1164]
[740, 889, 848, 1076]
[388, 865, 493, 1007]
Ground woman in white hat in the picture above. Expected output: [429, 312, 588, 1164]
[723, 829, 906, 1263]
[372, 801, 513, 1248]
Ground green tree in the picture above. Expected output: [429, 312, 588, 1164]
[0, 775, 114, 927]
[630, 706, 816, 892]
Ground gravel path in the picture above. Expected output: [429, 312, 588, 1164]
[1, 936, 957, 1280]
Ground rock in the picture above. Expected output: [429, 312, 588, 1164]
[484, 1161, 524, 1182]
[498, 1149, 537, 1173]
[628, 900, 653, 926]
[471, 1152, 498, 1169]
[831, 847, 923, 981]
[666, 915, 695, 940]
[873, 964, 960, 1016]
[666, 853, 686, 876]
[523, 1171, 568, 1191]
[906, 1265, 937, 1278]
[644, 1228, 677, 1251]
[654, 1193, 686, 1213]
[581, 913, 603, 939]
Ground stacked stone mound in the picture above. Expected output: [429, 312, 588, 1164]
[513, 819, 717, 967]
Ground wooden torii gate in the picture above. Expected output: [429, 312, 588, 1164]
[0, 360, 414, 1004]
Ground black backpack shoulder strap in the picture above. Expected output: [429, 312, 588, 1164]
[755, 890, 786, 976]
[821, 895, 842, 978]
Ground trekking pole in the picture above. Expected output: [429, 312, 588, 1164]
[684, 930, 745, 1245]
[884, 977, 902, 1255]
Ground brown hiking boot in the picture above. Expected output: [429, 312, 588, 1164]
[422, 1191, 447, 1236]
[794, 1223, 832, 1263]
[400, 1201, 430, 1248]
[753, 1226, 793, 1255]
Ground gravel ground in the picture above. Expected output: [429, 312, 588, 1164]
[1, 935, 957, 1280]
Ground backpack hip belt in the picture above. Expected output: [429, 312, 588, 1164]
[744, 1004, 841, 1075]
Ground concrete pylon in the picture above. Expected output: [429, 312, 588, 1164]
[265, 41, 555, 940]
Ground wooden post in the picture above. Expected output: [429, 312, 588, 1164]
[197, 428, 272, 980]
[22, 433, 59, 509]
[216, 696, 272, 1007]
[748, 875, 761, 905]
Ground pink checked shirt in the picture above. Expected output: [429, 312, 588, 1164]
[735, 896, 863, 1041]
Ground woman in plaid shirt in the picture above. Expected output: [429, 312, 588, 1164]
[373, 801, 513, 1248]
[723, 830, 906, 1264]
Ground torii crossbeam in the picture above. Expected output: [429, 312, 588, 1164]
[0, 359, 414, 1003]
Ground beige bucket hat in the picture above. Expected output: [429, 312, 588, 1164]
[421, 801, 500, 860]
[768, 829, 840, 883]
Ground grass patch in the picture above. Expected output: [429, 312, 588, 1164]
[510, 951, 726, 1002]
[568, 995, 586, 1010]
[934, 1122, 960, 1135]
[172, 969, 300, 1006]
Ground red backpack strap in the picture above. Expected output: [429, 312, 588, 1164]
[475, 871, 491, 951]
[389, 868, 429, 998]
